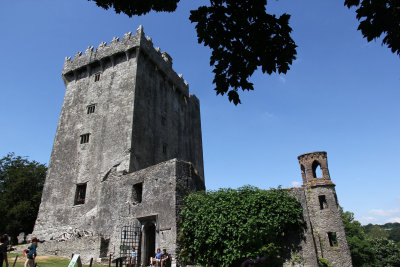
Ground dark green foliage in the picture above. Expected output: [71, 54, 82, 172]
[179, 186, 306, 267]
[342, 211, 376, 267]
[346, 235, 376, 267]
[342, 211, 365, 238]
[389, 224, 400, 243]
[365, 224, 389, 239]
[370, 238, 400, 267]
[344, 0, 400, 56]
[318, 257, 332, 267]
[365, 222, 400, 242]
[342, 210, 400, 267]
[0, 153, 47, 243]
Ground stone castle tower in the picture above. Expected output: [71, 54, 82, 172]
[287, 151, 352, 266]
[33, 26, 205, 265]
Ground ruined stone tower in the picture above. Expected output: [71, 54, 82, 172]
[287, 152, 352, 266]
[33, 26, 205, 265]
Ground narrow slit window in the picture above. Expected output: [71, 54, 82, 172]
[319, 195, 328, 210]
[80, 133, 90, 144]
[74, 183, 87, 205]
[328, 232, 338, 247]
[87, 104, 96, 114]
[94, 73, 100, 82]
[132, 183, 143, 204]
[162, 143, 168, 155]
[161, 116, 166, 126]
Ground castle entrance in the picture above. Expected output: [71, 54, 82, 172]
[142, 221, 156, 266]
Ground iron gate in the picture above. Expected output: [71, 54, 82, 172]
[120, 225, 141, 265]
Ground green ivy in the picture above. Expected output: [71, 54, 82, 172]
[179, 186, 306, 266]
[318, 257, 331, 267]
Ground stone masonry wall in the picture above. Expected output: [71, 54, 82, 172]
[34, 35, 138, 240]
[286, 188, 319, 267]
[304, 185, 352, 266]
[36, 159, 204, 265]
[131, 34, 204, 179]
[286, 185, 352, 267]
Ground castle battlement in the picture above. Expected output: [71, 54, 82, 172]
[62, 25, 189, 96]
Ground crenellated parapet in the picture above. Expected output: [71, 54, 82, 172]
[62, 25, 189, 96]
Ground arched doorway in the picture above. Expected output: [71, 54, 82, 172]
[142, 221, 156, 266]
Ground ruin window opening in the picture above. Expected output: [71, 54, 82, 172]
[74, 183, 87, 205]
[132, 183, 143, 204]
[99, 237, 110, 258]
[163, 143, 168, 155]
[94, 73, 100, 82]
[328, 232, 338, 247]
[87, 104, 96, 114]
[312, 161, 323, 178]
[319, 195, 328, 210]
[80, 133, 90, 144]
[161, 116, 166, 126]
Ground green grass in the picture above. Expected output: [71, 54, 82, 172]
[7, 253, 108, 267]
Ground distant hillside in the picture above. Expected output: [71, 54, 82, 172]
[364, 222, 400, 242]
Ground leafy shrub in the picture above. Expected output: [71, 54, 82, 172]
[179, 186, 306, 266]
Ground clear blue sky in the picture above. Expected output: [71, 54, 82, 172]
[1, 0, 399, 225]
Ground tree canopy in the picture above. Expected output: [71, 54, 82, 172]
[178, 186, 306, 267]
[88, 0, 399, 105]
[342, 210, 400, 267]
[345, 0, 400, 56]
[365, 222, 400, 243]
[0, 153, 47, 243]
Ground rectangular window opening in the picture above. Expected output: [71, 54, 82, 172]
[132, 183, 143, 204]
[161, 116, 166, 126]
[328, 232, 338, 247]
[80, 133, 90, 144]
[87, 104, 96, 114]
[74, 183, 87, 205]
[94, 73, 100, 82]
[319, 195, 328, 210]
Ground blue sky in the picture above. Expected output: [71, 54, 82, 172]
[1, 0, 399, 225]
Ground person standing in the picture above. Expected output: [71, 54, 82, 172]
[130, 247, 137, 266]
[0, 235, 9, 267]
[24, 237, 38, 267]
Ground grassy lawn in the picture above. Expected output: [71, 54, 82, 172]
[7, 253, 108, 267]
